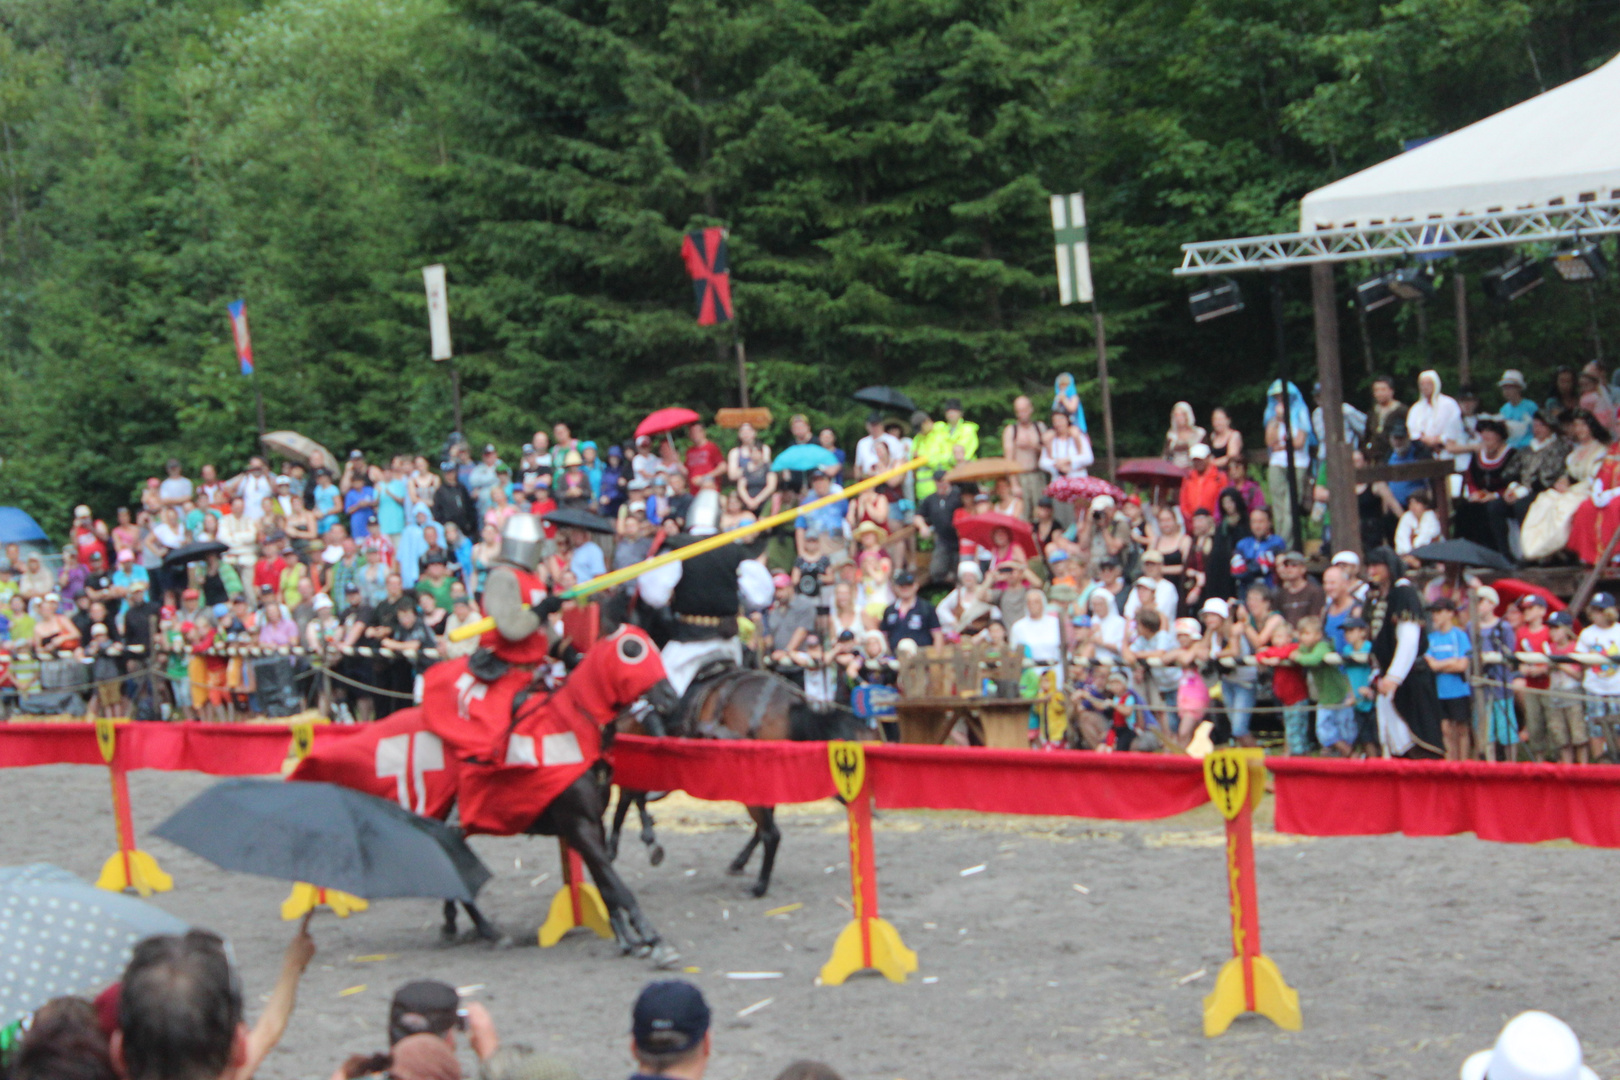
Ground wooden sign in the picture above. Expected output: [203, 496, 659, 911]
[715, 407, 772, 430]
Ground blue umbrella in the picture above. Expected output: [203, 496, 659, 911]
[0, 507, 48, 547]
[0, 864, 189, 1026]
[773, 444, 839, 473]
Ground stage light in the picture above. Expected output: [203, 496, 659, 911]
[1356, 273, 1397, 312]
[1188, 277, 1244, 322]
[1553, 243, 1608, 282]
[1385, 266, 1435, 302]
[1482, 256, 1544, 302]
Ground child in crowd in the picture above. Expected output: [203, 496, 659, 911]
[1292, 615, 1356, 756]
[1256, 620, 1309, 755]
[1171, 617, 1211, 744]
[1395, 489, 1442, 566]
[1068, 661, 1111, 749]
[1576, 592, 1620, 761]
[1338, 617, 1377, 756]
[1125, 609, 1182, 732]
[1425, 598, 1474, 760]
[1473, 586, 1518, 756]
[1099, 669, 1156, 752]
[1541, 611, 1588, 764]
[1512, 594, 1552, 758]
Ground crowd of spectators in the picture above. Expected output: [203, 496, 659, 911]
[2, 364, 1617, 760]
[0, 926, 838, 1080]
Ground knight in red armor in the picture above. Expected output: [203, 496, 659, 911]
[480, 512, 554, 665]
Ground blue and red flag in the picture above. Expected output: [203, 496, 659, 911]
[680, 227, 733, 325]
[227, 299, 254, 374]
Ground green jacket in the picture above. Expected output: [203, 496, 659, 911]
[1294, 639, 1351, 706]
[913, 420, 980, 499]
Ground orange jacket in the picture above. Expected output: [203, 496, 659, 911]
[1179, 465, 1227, 522]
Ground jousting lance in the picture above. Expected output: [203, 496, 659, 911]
[448, 455, 929, 643]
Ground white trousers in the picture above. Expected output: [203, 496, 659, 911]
[661, 637, 744, 697]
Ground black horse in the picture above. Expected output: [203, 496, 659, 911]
[611, 660, 872, 897]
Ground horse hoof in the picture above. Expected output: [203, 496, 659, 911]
[727, 861, 748, 876]
[649, 845, 666, 867]
[749, 882, 770, 899]
[648, 942, 682, 970]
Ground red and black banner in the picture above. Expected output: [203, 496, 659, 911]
[680, 226, 733, 325]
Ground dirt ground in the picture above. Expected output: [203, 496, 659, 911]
[3, 764, 1617, 1080]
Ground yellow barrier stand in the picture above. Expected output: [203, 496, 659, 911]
[819, 741, 917, 985]
[1201, 748, 1302, 1037]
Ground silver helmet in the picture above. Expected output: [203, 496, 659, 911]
[498, 513, 544, 571]
[686, 487, 721, 537]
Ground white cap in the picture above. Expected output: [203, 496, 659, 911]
[1498, 369, 1527, 389]
[1201, 597, 1230, 620]
[1331, 550, 1361, 568]
[1090, 495, 1116, 513]
[90, 622, 108, 636]
[74, 504, 92, 518]
[958, 562, 982, 580]
[1188, 443, 1211, 460]
[313, 593, 334, 611]
[276, 474, 292, 485]
[1174, 617, 1203, 637]
[1460, 1011, 1596, 1080]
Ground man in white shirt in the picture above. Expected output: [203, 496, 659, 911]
[853, 413, 904, 478]
[158, 459, 194, 508]
[231, 456, 275, 520]
[1406, 369, 1465, 466]
[1122, 549, 1179, 623]
[1009, 588, 1063, 676]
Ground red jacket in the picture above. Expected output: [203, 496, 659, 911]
[1179, 465, 1227, 523]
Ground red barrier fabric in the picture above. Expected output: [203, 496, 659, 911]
[0, 723, 368, 775]
[611, 737, 834, 805]
[1270, 757, 1620, 848]
[867, 744, 1209, 819]
[610, 737, 1209, 820]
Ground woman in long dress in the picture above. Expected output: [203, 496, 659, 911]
[1521, 409, 1609, 560]
[1567, 435, 1620, 565]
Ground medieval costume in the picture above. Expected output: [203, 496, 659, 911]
[1366, 547, 1443, 758]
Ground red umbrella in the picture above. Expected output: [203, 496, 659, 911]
[635, 407, 701, 439]
[956, 512, 1038, 558]
[1115, 458, 1187, 486]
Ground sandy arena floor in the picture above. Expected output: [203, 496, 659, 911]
[3, 764, 1616, 1080]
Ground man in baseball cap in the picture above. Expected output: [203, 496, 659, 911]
[629, 980, 711, 1078]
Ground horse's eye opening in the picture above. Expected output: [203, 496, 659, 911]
[617, 635, 647, 663]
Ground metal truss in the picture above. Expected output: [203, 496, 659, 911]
[1174, 197, 1620, 275]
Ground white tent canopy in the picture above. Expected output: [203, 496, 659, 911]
[1300, 54, 1620, 230]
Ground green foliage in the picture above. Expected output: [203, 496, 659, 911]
[0, 0, 1616, 537]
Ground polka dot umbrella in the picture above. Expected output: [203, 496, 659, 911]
[0, 864, 188, 1027]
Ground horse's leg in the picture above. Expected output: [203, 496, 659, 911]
[727, 829, 762, 875]
[637, 796, 664, 866]
[746, 805, 781, 898]
[440, 900, 459, 941]
[460, 901, 509, 945]
[609, 787, 634, 862]
[543, 775, 679, 968]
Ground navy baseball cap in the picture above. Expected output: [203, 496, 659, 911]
[1548, 611, 1575, 628]
[1340, 616, 1368, 631]
[632, 980, 710, 1055]
[1591, 592, 1617, 610]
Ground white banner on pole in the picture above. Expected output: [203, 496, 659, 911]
[1050, 193, 1094, 306]
[423, 264, 452, 361]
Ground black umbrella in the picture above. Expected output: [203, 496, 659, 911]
[1408, 538, 1516, 573]
[542, 507, 615, 534]
[154, 779, 491, 902]
[852, 386, 918, 413]
[160, 540, 230, 569]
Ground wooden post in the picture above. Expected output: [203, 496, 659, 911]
[252, 373, 267, 438]
[735, 337, 750, 408]
[1454, 271, 1470, 386]
[1092, 303, 1116, 482]
[1313, 263, 1361, 556]
[447, 359, 463, 435]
